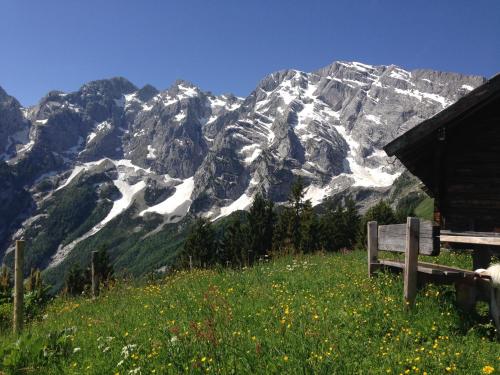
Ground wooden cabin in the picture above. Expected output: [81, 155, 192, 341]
[384, 74, 500, 267]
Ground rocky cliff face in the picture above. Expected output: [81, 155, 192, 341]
[0, 87, 30, 161]
[0, 61, 486, 271]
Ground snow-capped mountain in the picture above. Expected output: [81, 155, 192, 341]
[0, 60, 485, 273]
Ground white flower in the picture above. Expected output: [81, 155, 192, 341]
[170, 335, 178, 344]
[128, 367, 141, 375]
[117, 360, 124, 367]
[73, 347, 81, 353]
[121, 344, 137, 359]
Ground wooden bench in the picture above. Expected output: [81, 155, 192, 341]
[367, 217, 480, 308]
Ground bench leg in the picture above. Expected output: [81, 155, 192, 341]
[489, 287, 500, 332]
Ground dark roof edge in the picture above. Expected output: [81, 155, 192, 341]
[384, 73, 500, 157]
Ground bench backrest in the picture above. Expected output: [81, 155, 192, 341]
[378, 220, 440, 256]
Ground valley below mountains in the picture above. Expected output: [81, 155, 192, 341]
[0, 60, 485, 284]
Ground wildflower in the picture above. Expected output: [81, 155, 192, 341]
[283, 355, 289, 362]
[73, 347, 81, 353]
[170, 336, 178, 344]
[482, 366, 495, 374]
[121, 344, 137, 359]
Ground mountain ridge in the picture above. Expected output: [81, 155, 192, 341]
[0, 60, 486, 276]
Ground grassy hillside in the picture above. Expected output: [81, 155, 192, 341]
[1, 251, 499, 374]
[415, 198, 435, 221]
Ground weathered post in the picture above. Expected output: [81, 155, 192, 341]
[91, 251, 99, 298]
[189, 255, 193, 270]
[404, 217, 419, 308]
[13, 240, 25, 334]
[367, 221, 378, 277]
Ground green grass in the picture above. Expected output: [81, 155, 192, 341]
[1, 251, 499, 374]
[414, 198, 434, 221]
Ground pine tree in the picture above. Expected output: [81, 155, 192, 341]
[319, 195, 360, 251]
[340, 196, 361, 249]
[288, 177, 306, 250]
[183, 217, 217, 268]
[220, 216, 248, 267]
[319, 199, 344, 251]
[273, 206, 293, 253]
[300, 200, 319, 253]
[248, 194, 275, 259]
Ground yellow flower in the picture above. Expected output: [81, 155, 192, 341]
[482, 366, 495, 374]
[201, 357, 207, 362]
[283, 355, 289, 362]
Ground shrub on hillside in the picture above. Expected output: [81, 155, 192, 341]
[24, 268, 51, 320]
[64, 265, 87, 296]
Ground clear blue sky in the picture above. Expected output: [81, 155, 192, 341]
[1, 0, 499, 106]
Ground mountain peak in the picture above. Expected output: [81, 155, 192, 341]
[136, 84, 159, 102]
[80, 76, 137, 97]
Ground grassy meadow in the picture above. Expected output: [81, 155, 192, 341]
[0, 250, 499, 374]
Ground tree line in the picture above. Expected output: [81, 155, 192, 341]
[181, 177, 399, 269]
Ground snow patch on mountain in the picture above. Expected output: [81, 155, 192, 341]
[214, 193, 254, 221]
[140, 177, 194, 220]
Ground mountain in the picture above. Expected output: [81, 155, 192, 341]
[0, 61, 485, 281]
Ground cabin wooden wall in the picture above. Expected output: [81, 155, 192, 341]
[440, 99, 500, 231]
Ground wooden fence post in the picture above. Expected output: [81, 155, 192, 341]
[91, 251, 99, 298]
[367, 221, 378, 277]
[404, 217, 419, 308]
[13, 240, 25, 334]
[189, 255, 193, 270]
